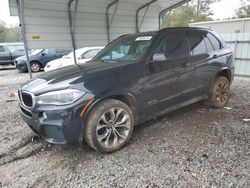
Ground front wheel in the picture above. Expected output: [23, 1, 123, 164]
[207, 76, 231, 108]
[84, 99, 134, 153]
[30, 62, 41, 72]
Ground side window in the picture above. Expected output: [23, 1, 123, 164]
[207, 33, 221, 50]
[187, 31, 207, 56]
[154, 32, 188, 60]
[0, 46, 5, 52]
[43, 48, 56, 54]
[82, 49, 100, 59]
[56, 48, 70, 53]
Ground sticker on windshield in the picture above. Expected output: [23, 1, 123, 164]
[135, 36, 152, 41]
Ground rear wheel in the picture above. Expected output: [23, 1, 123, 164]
[84, 99, 134, 153]
[207, 76, 230, 108]
[30, 62, 41, 72]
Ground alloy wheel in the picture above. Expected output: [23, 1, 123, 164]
[31, 63, 40, 72]
[96, 107, 131, 148]
[215, 79, 230, 105]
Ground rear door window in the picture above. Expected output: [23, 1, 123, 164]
[207, 33, 222, 50]
[187, 31, 207, 56]
[204, 35, 215, 53]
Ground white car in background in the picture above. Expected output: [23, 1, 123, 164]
[44, 46, 104, 72]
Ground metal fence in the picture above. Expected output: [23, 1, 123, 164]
[221, 33, 250, 76]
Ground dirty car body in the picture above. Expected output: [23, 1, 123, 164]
[18, 27, 234, 148]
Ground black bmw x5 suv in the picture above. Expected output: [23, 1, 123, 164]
[19, 27, 234, 152]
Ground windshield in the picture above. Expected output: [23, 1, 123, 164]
[64, 51, 74, 59]
[93, 35, 154, 62]
[31, 49, 43, 55]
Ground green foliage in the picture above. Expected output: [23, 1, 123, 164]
[0, 21, 7, 42]
[236, 0, 250, 18]
[164, 5, 213, 27]
[0, 21, 22, 42]
[163, 0, 222, 28]
[193, 0, 221, 16]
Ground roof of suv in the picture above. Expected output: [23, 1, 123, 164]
[122, 27, 212, 38]
[160, 27, 211, 32]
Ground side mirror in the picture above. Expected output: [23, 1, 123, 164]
[41, 53, 45, 56]
[152, 53, 168, 62]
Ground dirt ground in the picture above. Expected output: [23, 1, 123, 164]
[0, 66, 249, 188]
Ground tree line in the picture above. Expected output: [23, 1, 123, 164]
[0, 0, 250, 42]
[164, 0, 250, 27]
[0, 21, 22, 43]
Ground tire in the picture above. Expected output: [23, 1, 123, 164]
[84, 99, 134, 153]
[206, 76, 230, 108]
[30, 62, 41, 72]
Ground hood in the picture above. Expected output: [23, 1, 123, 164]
[21, 61, 126, 95]
[47, 58, 74, 67]
[16, 54, 40, 63]
[15, 55, 26, 61]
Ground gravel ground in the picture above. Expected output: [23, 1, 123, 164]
[0, 67, 249, 188]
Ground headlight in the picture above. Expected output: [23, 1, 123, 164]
[37, 89, 85, 105]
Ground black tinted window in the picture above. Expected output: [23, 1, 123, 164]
[207, 33, 221, 50]
[0, 46, 5, 52]
[155, 32, 188, 59]
[187, 31, 207, 56]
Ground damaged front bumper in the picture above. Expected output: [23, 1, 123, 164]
[19, 93, 94, 144]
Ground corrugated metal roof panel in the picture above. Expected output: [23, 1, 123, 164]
[9, 0, 189, 49]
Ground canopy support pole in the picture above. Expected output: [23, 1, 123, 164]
[16, 0, 32, 79]
[136, 0, 157, 33]
[106, 0, 119, 43]
[68, 0, 79, 65]
[158, 0, 191, 29]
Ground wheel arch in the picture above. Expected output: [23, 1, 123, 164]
[82, 92, 139, 126]
[216, 68, 232, 83]
[79, 92, 139, 144]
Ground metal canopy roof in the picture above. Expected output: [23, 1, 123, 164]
[9, 0, 190, 49]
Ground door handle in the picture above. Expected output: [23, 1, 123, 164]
[213, 54, 218, 58]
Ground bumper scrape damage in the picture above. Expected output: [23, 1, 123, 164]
[19, 90, 95, 144]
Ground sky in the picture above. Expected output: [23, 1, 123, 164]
[0, 0, 244, 27]
[0, 0, 19, 26]
[210, 0, 242, 20]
